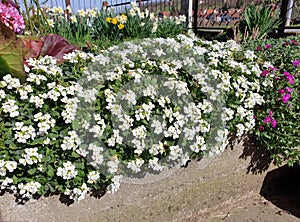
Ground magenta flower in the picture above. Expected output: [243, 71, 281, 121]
[284, 72, 294, 84]
[282, 93, 291, 103]
[0, 2, 25, 34]
[291, 40, 299, 45]
[264, 116, 272, 123]
[256, 46, 262, 51]
[259, 126, 265, 131]
[260, 70, 269, 77]
[271, 119, 277, 128]
[269, 110, 273, 116]
[292, 60, 300, 67]
[285, 87, 293, 93]
[265, 44, 271, 49]
[283, 41, 290, 46]
[287, 76, 294, 85]
[278, 89, 284, 94]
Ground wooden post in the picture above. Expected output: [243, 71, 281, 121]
[65, 0, 71, 17]
[102, 1, 108, 11]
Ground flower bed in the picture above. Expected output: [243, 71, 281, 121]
[0, 34, 269, 202]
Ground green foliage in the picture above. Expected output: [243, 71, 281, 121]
[243, 36, 300, 166]
[23, 4, 187, 48]
[0, 22, 25, 82]
[239, 3, 282, 41]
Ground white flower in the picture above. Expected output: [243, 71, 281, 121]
[87, 171, 100, 184]
[19, 148, 43, 166]
[107, 175, 123, 194]
[56, 161, 78, 180]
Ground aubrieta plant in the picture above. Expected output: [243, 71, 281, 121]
[0, 34, 266, 202]
[245, 36, 300, 166]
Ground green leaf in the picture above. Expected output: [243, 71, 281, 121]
[0, 22, 25, 82]
[47, 165, 55, 177]
[28, 168, 37, 175]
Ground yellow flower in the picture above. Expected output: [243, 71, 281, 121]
[118, 23, 124, 30]
[112, 17, 118, 25]
[106, 17, 112, 23]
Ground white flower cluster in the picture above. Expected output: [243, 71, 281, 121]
[1, 74, 21, 89]
[27, 56, 62, 75]
[2, 99, 19, 117]
[87, 171, 100, 184]
[18, 181, 41, 199]
[88, 143, 104, 167]
[89, 114, 106, 138]
[56, 161, 78, 180]
[13, 122, 36, 143]
[64, 183, 89, 202]
[107, 175, 123, 194]
[0, 177, 14, 190]
[61, 130, 81, 151]
[33, 112, 55, 135]
[19, 148, 43, 166]
[61, 97, 79, 123]
[0, 160, 17, 176]
[63, 50, 95, 63]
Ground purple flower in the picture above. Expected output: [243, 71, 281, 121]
[287, 76, 294, 84]
[285, 87, 293, 93]
[264, 116, 272, 123]
[284, 72, 294, 84]
[269, 110, 273, 116]
[260, 70, 269, 77]
[291, 40, 299, 45]
[256, 46, 262, 51]
[265, 44, 271, 49]
[271, 119, 277, 128]
[282, 93, 291, 103]
[292, 60, 300, 67]
[283, 41, 290, 46]
[278, 89, 285, 94]
[259, 126, 265, 131]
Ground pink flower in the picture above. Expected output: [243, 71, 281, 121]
[284, 72, 294, 84]
[264, 116, 272, 123]
[256, 46, 262, 51]
[282, 93, 291, 103]
[271, 119, 277, 128]
[259, 126, 265, 131]
[265, 44, 271, 49]
[269, 110, 273, 116]
[291, 40, 299, 45]
[292, 60, 300, 67]
[283, 41, 290, 46]
[285, 87, 293, 93]
[260, 70, 269, 77]
[0, 2, 25, 34]
[278, 89, 284, 94]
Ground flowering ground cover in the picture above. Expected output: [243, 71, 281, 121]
[0, 33, 271, 202]
[243, 37, 300, 166]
